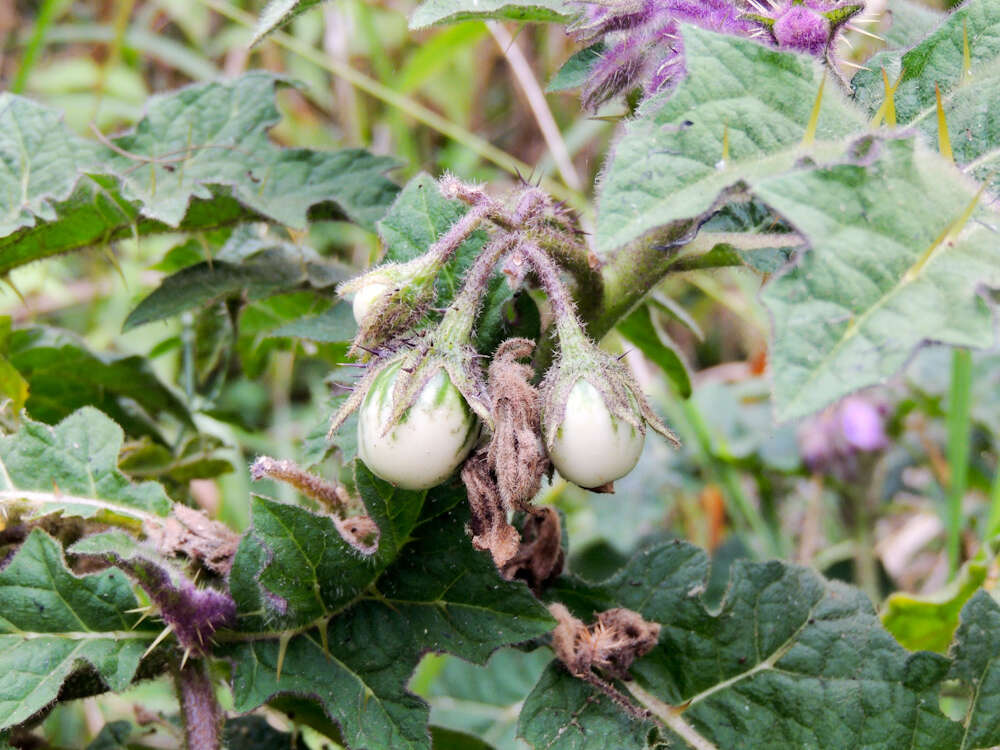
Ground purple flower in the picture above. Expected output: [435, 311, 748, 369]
[572, 0, 862, 109]
[798, 393, 889, 479]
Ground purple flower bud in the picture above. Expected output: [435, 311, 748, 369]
[772, 4, 831, 54]
[839, 396, 888, 452]
[797, 392, 889, 479]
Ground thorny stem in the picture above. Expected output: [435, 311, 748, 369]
[174, 660, 223, 750]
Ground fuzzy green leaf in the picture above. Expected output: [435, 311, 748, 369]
[757, 137, 1000, 420]
[523, 539, 967, 749]
[547, 44, 604, 92]
[0, 75, 399, 276]
[947, 591, 1000, 749]
[0, 407, 171, 526]
[252, 0, 326, 44]
[0, 530, 155, 730]
[595, 26, 865, 253]
[229, 462, 426, 629]
[268, 302, 357, 343]
[7, 326, 192, 437]
[852, 0, 1000, 190]
[226, 506, 553, 750]
[882, 560, 987, 653]
[379, 172, 489, 305]
[376, 173, 535, 353]
[410, 0, 575, 29]
[124, 245, 347, 331]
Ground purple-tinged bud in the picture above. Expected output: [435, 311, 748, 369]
[798, 392, 889, 479]
[772, 4, 831, 54]
[839, 396, 888, 452]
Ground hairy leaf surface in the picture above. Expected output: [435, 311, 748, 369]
[757, 137, 1000, 420]
[225, 507, 553, 750]
[0, 76, 399, 275]
[0, 408, 171, 526]
[521, 539, 965, 749]
[595, 26, 865, 253]
[852, 0, 1000, 188]
[0, 530, 155, 730]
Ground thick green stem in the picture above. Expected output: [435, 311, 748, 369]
[584, 230, 802, 341]
[946, 347, 973, 578]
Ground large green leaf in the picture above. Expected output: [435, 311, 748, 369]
[7, 326, 192, 437]
[757, 137, 1000, 420]
[410, 0, 574, 29]
[594, 26, 865, 253]
[225, 507, 553, 750]
[252, 0, 326, 44]
[124, 242, 347, 330]
[521, 540, 965, 749]
[0, 94, 104, 239]
[852, 0, 1000, 189]
[0, 407, 171, 526]
[947, 591, 1000, 749]
[229, 462, 426, 630]
[0, 75, 399, 275]
[0, 530, 156, 730]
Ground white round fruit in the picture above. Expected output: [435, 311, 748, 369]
[352, 282, 389, 325]
[547, 380, 644, 488]
[358, 363, 480, 490]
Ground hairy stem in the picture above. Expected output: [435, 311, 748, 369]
[625, 681, 718, 750]
[174, 660, 224, 750]
[587, 230, 803, 340]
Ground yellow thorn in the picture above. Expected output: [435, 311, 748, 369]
[143, 624, 173, 659]
[871, 67, 904, 128]
[180, 647, 192, 671]
[962, 17, 972, 83]
[802, 75, 826, 147]
[275, 631, 292, 682]
[317, 616, 331, 658]
[103, 246, 127, 287]
[935, 83, 954, 162]
[3, 276, 27, 308]
[905, 180, 989, 284]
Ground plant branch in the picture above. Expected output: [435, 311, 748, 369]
[625, 681, 718, 750]
[486, 21, 583, 192]
[174, 660, 224, 750]
[585, 230, 802, 340]
[196, 0, 584, 209]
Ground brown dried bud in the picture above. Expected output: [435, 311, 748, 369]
[549, 603, 661, 681]
[146, 504, 240, 576]
[501, 507, 564, 593]
[487, 338, 549, 511]
[461, 449, 520, 568]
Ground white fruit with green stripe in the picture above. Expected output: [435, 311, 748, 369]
[547, 380, 644, 488]
[358, 361, 480, 490]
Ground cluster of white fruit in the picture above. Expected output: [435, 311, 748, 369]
[330, 179, 676, 495]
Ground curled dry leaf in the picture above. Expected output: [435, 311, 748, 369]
[147, 504, 240, 576]
[501, 507, 564, 593]
[487, 338, 550, 511]
[461, 449, 521, 568]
